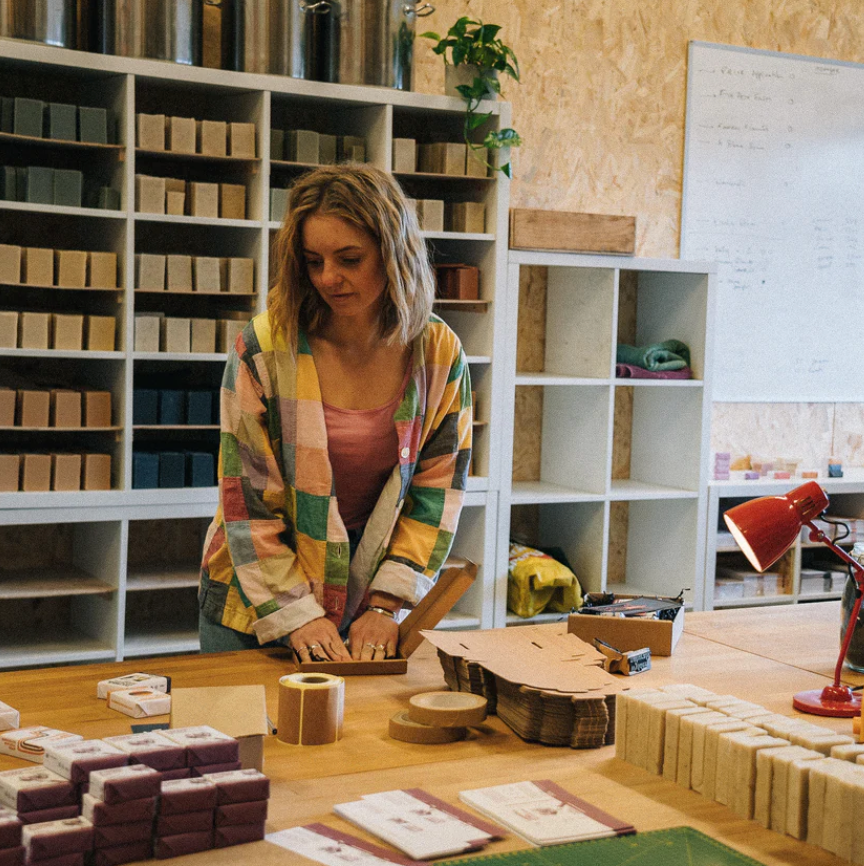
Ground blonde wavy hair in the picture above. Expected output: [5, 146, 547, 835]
[268, 164, 435, 353]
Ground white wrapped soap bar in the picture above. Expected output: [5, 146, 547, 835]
[0, 700, 19, 732]
[97, 673, 170, 700]
[107, 688, 172, 718]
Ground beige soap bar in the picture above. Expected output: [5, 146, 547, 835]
[662, 706, 713, 783]
[791, 731, 854, 754]
[0, 312, 18, 349]
[787, 756, 826, 840]
[219, 183, 246, 220]
[86, 316, 116, 351]
[392, 138, 416, 173]
[229, 122, 256, 158]
[191, 318, 216, 354]
[136, 254, 166, 290]
[807, 759, 846, 849]
[135, 315, 162, 352]
[644, 699, 693, 775]
[193, 257, 221, 292]
[690, 717, 751, 794]
[166, 190, 185, 215]
[88, 251, 118, 289]
[729, 736, 789, 819]
[449, 201, 486, 234]
[135, 175, 166, 214]
[24, 248, 54, 286]
[218, 319, 246, 352]
[137, 113, 166, 151]
[622, 691, 667, 768]
[676, 711, 730, 789]
[770, 747, 823, 835]
[55, 250, 87, 288]
[224, 257, 254, 294]
[166, 255, 193, 292]
[52, 314, 84, 351]
[198, 119, 227, 157]
[833, 743, 864, 762]
[659, 683, 717, 702]
[710, 726, 766, 804]
[823, 761, 862, 860]
[0, 455, 18, 491]
[190, 182, 219, 218]
[21, 454, 51, 491]
[19, 312, 50, 349]
[83, 453, 111, 490]
[52, 454, 81, 492]
[0, 244, 22, 284]
[161, 318, 191, 353]
[168, 116, 196, 154]
[753, 744, 816, 829]
[614, 689, 661, 763]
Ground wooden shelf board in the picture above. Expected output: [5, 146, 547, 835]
[0, 632, 116, 670]
[797, 591, 843, 601]
[0, 131, 125, 153]
[0, 570, 115, 599]
[136, 147, 260, 166]
[713, 595, 795, 609]
[270, 159, 320, 170]
[0, 281, 121, 292]
[465, 475, 488, 492]
[516, 373, 608, 386]
[0, 200, 125, 219]
[0, 348, 122, 360]
[0, 426, 121, 433]
[134, 213, 261, 229]
[510, 481, 604, 504]
[393, 171, 494, 183]
[505, 610, 570, 626]
[614, 378, 704, 388]
[434, 299, 490, 313]
[133, 352, 227, 362]
[135, 288, 257, 297]
[126, 567, 200, 592]
[134, 425, 219, 431]
[124, 629, 199, 657]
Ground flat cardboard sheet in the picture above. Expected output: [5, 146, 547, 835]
[419, 624, 620, 695]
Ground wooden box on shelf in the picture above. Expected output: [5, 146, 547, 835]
[509, 209, 636, 254]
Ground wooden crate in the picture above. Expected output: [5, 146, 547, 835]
[509, 209, 636, 254]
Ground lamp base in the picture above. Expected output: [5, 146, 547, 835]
[793, 685, 862, 718]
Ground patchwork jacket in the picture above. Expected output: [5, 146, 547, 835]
[199, 311, 472, 644]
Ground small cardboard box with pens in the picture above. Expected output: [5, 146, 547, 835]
[567, 591, 685, 662]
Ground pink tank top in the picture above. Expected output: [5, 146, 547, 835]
[323, 363, 412, 530]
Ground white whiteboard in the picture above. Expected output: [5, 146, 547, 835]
[681, 41, 864, 402]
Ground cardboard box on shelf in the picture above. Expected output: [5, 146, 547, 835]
[168, 116, 196, 154]
[55, 250, 88, 288]
[135, 175, 166, 214]
[166, 255, 193, 292]
[17, 390, 50, 428]
[84, 391, 112, 428]
[52, 454, 82, 492]
[18, 312, 50, 349]
[170, 686, 269, 771]
[0, 244, 21, 284]
[189, 182, 219, 218]
[567, 600, 685, 656]
[161, 318, 191, 353]
[51, 314, 84, 351]
[136, 253, 166, 291]
[0, 455, 18, 492]
[86, 315, 116, 351]
[198, 119, 227, 157]
[23, 247, 54, 286]
[509, 208, 637, 255]
[137, 113, 166, 151]
[219, 183, 246, 220]
[51, 390, 82, 428]
[83, 453, 111, 490]
[21, 453, 51, 491]
[229, 122, 256, 158]
[88, 251, 118, 289]
[0, 312, 18, 349]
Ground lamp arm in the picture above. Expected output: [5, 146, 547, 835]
[804, 520, 864, 692]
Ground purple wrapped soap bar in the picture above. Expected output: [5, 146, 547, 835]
[158, 777, 217, 815]
[214, 822, 265, 848]
[92, 840, 153, 866]
[43, 740, 128, 784]
[18, 805, 80, 825]
[22, 817, 94, 860]
[102, 733, 185, 772]
[153, 830, 213, 859]
[215, 799, 267, 826]
[82, 794, 156, 826]
[0, 767, 76, 812]
[89, 764, 161, 804]
[0, 804, 23, 847]
[158, 768, 191, 781]
[155, 808, 213, 836]
[191, 761, 242, 777]
[26, 854, 84, 866]
[93, 820, 154, 849]
[0, 847, 23, 866]
[162, 727, 239, 768]
[204, 769, 269, 805]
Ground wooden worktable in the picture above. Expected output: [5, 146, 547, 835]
[2, 602, 861, 865]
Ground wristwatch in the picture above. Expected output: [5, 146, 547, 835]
[365, 605, 397, 619]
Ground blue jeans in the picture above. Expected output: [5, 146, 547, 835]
[199, 525, 365, 653]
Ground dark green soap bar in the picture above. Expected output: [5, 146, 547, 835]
[13, 98, 44, 138]
[78, 105, 108, 143]
[0, 98, 13, 133]
[0, 167, 17, 201]
[25, 166, 54, 204]
[97, 186, 121, 210]
[53, 169, 83, 207]
[46, 102, 77, 141]
[270, 128, 284, 160]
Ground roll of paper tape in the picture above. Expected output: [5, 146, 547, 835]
[407, 691, 487, 728]
[388, 709, 468, 744]
[277, 673, 344, 746]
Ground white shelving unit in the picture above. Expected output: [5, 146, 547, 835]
[705, 473, 864, 610]
[0, 38, 509, 667]
[498, 253, 716, 624]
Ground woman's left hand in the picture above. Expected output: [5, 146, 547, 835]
[348, 610, 399, 661]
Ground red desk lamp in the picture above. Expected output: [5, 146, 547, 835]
[723, 480, 864, 717]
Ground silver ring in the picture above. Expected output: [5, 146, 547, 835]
[365, 642, 377, 649]
[375, 644, 386, 650]
[307, 644, 321, 650]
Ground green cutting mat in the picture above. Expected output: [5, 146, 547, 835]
[442, 828, 766, 866]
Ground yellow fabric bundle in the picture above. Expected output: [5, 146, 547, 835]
[507, 543, 583, 618]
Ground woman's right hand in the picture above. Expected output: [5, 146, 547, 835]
[288, 617, 351, 662]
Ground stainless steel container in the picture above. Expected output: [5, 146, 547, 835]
[364, 0, 433, 91]
[0, 0, 79, 49]
[292, 0, 363, 85]
[221, 0, 273, 74]
[94, 0, 206, 66]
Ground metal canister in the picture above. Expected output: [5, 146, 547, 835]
[291, 0, 362, 84]
[220, 0, 271, 74]
[841, 542, 864, 671]
[364, 0, 433, 91]
[89, 0, 206, 66]
[0, 0, 80, 49]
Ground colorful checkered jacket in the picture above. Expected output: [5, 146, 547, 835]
[199, 311, 472, 644]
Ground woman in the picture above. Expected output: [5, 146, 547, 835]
[198, 164, 472, 662]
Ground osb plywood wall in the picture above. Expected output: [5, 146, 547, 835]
[412, 0, 864, 485]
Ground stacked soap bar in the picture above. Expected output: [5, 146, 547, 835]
[0, 702, 19, 733]
[615, 684, 864, 862]
[271, 129, 365, 165]
[132, 451, 216, 490]
[0, 767, 77, 825]
[102, 733, 187, 782]
[21, 816, 93, 866]
[154, 777, 218, 858]
[42, 740, 129, 803]
[0, 728, 82, 765]
[133, 389, 217, 427]
[209, 769, 269, 848]
[0, 805, 22, 866]
[1, 97, 109, 143]
[161, 727, 241, 777]
[85, 765, 161, 865]
[134, 314, 249, 354]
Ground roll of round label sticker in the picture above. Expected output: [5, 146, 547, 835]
[407, 691, 488, 728]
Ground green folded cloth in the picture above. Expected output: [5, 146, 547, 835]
[616, 339, 690, 371]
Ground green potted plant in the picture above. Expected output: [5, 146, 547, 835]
[420, 17, 522, 177]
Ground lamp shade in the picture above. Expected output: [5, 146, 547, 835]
[723, 481, 829, 572]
